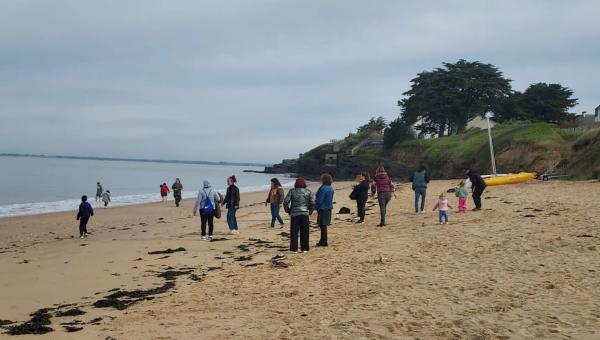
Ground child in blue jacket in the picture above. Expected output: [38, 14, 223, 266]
[76, 195, 94, 238]
[315, 173, 334, 247]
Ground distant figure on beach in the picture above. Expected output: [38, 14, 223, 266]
[464, 168, 487, 211]
[266, 178, 285, 228]
[96, 182, 103, 202]
[76, 195, 94, 239]
[349, 172, 370, 224]
[193, 180, 222, 241]
[315, 173, 334, 247]
[171, 178, 183, 207]
[455, 180, 469, 213]
[101, 190, 111, 208]
[410, 166, 430, 213]
[223, 175, 240, 234]
[283, 177, 315, 253]
[160, 183, 170, 203]
[373, 166, 394, 227]
[433, 193, 453, 225]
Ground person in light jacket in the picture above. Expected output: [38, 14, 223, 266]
[283, 177, 315, 253]
[265, 178, 285, 228]
[315, 173, 334, 247]
[193, 180, 222, 241]
[101, 190, 111, 208]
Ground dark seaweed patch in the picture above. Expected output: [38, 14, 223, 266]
[157, 270, 193, 281]
[147, 247, 186, 255]
[63, 326, 83, 332]
[93, 282, 175, 310]
[55, 308, 86, 317]
[5, 309, 53, 335]
[234, 255, 253, 261]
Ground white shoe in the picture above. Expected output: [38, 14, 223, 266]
[80, 235, 85, 239]
[201, 236, 207, 241]
[208, 236, 213, 241]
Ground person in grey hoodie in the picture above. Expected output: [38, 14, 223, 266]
[409, 166, 430, 213]
[193, 180, 222, 240]
[283, 177, 315, 253]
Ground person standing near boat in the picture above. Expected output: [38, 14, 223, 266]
[373, 166, 394, 227]
[283, 177, 314, 253]
[265, 178, 285, 228]
[315, 173, 334, 247]
[349, 172, 370, 224]
[465, 168, 487, 211]
[96, 182, 103, 202]
[410, 166, 430, 213]
[222, 175, 240, 234]
[171, 178, 183, 207]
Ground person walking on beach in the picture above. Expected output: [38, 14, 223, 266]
[160, 183, 170, 203]
[410, 166, 430, 213]
[373, 166, 394, 227]
[76, 195, 94, 238]
[315, 173, 334, 247]
[349, 172, 370, 224]
[455, 180, 469, 213]
[101, 190, 111, 208]
[283, 177, 314, 253]
[465, 168, 487, 211]
[171, 178, 183, 207]
[193, 180, 221, 241]
[222, 175, 240, 234]
[96, 182, 103, 202]
[433, 193, 453, 225]
[266, 178, 285, 228]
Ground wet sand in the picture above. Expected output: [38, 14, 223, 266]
[1, 180, 599, 339]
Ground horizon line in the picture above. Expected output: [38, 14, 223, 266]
[0, 153, 272, 168]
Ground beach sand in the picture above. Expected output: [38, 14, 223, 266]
[1, 180, 599, 339]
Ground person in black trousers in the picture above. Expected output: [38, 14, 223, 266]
[465, 168, 487, 211]
[350, 172, 370, 224]
[283, 177, 315, 253]
[76, 195, 94, 239]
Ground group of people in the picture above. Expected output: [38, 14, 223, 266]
[78, 167, 487, 248]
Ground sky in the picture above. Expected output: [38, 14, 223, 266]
[1, 0, 599, 164]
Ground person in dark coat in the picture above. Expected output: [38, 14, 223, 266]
[222, 175, 240, 234]
[350, 172, 370, 224]
[76, 195, 94, 239]
[465, 168, 487, 211]
[409, 165, 430, 213]
[171, 178, 183, 207]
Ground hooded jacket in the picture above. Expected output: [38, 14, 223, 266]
[77, 201, 94, 219]
[193, 180, 221, 213]
[374, 172, 393, 194]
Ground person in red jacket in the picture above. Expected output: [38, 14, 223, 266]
[373, 166, 395, 227]
[160, 182, 170, 203]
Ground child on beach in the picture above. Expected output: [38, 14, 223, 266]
[455, 181, 469, 213]
[161, 183, 170, 203]
[432, 193, 453, 225]
[101, 190, 111, 208]
[76, 195, 94, 238]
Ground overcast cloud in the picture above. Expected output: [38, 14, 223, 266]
[1, 0, 598, 163]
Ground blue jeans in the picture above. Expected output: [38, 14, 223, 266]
[439, 210, 448, 223]
[414, 188, 427, 213]
[270, 204, 284, 227]
[227, 208, 238, 230]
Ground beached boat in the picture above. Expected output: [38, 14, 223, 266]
[483, 172, 537, 186]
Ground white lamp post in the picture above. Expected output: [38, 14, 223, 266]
[485, 112, 497, 176]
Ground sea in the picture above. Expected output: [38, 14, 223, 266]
[0, 156, 293, 218]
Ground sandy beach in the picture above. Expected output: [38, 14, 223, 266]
[1, 180, 599, 339]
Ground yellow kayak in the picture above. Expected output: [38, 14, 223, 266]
[484, 172, 536, 186]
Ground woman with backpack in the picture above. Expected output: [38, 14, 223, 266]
[283, 177, 315, 253]
[349, 172, 370, 224]
[222, 175, 240, 234]
[193, 180, 222, 241]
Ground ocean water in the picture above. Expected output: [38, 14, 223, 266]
[0, 156, 293, 218]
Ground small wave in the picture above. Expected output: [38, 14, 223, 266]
[0, 181, 296, 218]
